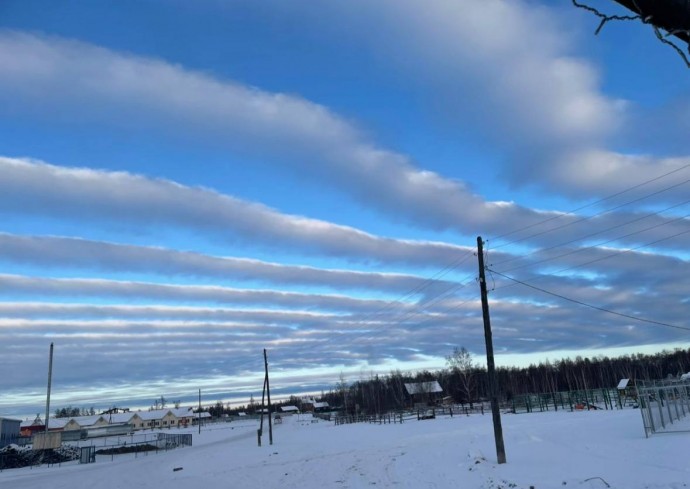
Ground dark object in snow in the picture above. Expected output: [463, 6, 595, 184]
[583, 477, 611, 487]
[173, 467, 183, 472]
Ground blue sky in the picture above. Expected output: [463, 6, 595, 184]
[1, 0, 689, 418]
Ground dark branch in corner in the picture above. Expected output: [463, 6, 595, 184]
[573, 0, 690, 68]
[653, 25, 690, 68]
[572, 0, 640, 35]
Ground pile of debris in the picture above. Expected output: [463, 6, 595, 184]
[0, 444, 80, 470]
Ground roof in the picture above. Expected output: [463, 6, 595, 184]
[280, 406, 299, 412]
[0, 417, 21, 423]
[404, 381, 443, 395]
[21, 416, 43, 428]
[617, 379, 630, 389]
[67, 415, 106, 427]
[137, 409, 174, 421]
[43, 417, 70, 429]
[170, 407, 195, 418]
[313, 402, 329, 409]
[107, 412, 141, 423]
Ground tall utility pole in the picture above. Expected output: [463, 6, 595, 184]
[263, 349, 273, 445]
[198, 389, 201, 435]
[45, 342, 54, 434]
[477, 236, 506, 464]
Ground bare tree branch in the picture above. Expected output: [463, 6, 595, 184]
[572, 0, 640, 35]
[573, 0, 690, 67]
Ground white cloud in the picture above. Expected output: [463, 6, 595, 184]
[0, 156, 473, 266]
[0, 233, 458, 294]
[0, 31, 557, 236]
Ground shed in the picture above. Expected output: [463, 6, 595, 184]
[0, 417, 21, 448]
[404, 381, 443, 406]
[280, 405, 300, 414]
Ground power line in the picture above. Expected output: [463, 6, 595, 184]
[490, 227, 690, 295]
[343, 250, 475, 328]
[496, 210, 690, 274]
[488, 163, 690, 249]
[491, 198, 690, 270]
[488, 269, 690, 332]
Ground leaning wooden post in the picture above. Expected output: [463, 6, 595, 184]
[477, 236, 507, 464]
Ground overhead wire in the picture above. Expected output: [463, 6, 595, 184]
[488, 269, 690, 332]
[487, 163, 690, 250]
[496, 210, 690, 274]
[491, 227, 690, 294]
[491, 197, 690, 270]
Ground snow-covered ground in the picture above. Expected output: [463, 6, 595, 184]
[1, 409, 688, 488]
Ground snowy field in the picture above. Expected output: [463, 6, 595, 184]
[1, 409, 688, 489]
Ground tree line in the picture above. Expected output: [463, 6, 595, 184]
[317, 348, 690, 415]
[54, 406, 96, 418]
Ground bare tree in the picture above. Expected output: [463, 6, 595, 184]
[446, 347, 476, 407]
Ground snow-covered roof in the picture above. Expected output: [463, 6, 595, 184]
[170, 407, 195, 418]
[404, 381, 443, 395]
[280, 405, 299, 412]
[302, 399, 329, 408]
[45, 418, 70, 429]
[617, 379, 630, 389]
[21, 418, 40, 428]
[68, 415, 106, 427]
[107, 412, 140, 423]
[137, 409, 174, 421]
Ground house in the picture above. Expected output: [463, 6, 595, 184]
[170, 407, 197, 427]
[280, 405, 300, 414]
[404, 381, 443, 406]
[0, 417, 21, 448]
[137, 409, 178, 429]
[20, 416, 44, 437]
[301, 399, 330, 413]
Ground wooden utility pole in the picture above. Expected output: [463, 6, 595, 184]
[45, 342, 54, 434]
[198, 389, 201, 435]
[477, 236, 507, 464]
[264, 349, 273, 445]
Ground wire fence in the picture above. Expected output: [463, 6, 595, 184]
[333, 404, 489, 426]
[0, 431, 193, 471]
[511, 388, 627, 414]
[637, 379, 690, 437]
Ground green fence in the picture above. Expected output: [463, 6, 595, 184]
[511, 388, 625, 414]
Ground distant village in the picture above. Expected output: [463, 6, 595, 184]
[0, 396, 336, 448]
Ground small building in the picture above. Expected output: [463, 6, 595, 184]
[20, 416, 44, 437]
[404, 381, 443, 406]
[301, 399, 330, 413]
[170, 407, 197, 427]
[0, 417, 21, 448]
[280, 405, 300, 414]
[617, 378, 636, 405]
[137, 409, 178, 429]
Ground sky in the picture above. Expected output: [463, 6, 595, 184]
[1, 0, 689, 418]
